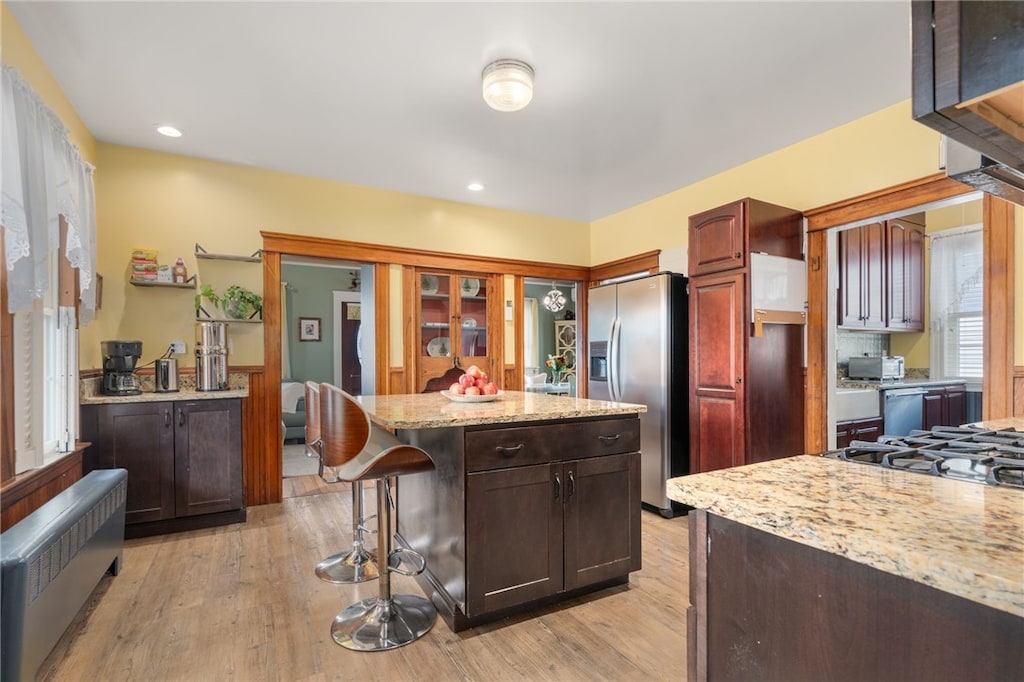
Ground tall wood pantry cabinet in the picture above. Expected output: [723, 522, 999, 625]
[688, 198, 805, 473]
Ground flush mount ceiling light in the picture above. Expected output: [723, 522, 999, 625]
[467, 182, 485, 191]
[156, 125, 182, 138]
[482, 59, 534, 112]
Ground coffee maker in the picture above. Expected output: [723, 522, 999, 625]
[101, 340, 143, 396]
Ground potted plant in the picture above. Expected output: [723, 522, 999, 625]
[194, 284, 220, 317]
[222, 285, 262, 320]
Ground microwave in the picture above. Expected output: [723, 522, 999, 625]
[848, 355, 905, 381]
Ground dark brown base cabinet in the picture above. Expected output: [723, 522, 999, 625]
[80, 399, 244, 537]
[687, 511, 1023, 682]
[835, 416, 883, 448]
[922, 384, 967, 430]
[398, 416, 642, 631]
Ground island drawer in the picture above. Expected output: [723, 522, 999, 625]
[465, 417, 639, 473]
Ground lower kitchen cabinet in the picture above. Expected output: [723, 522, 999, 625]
[398, 414, 642, 631]
[835, 417, 883, 448]
[465, 451, 641, 616]
[81, 398, 244, 537]
[922, 384, 967, 430]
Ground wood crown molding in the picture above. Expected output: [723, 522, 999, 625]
[261, 231, 590, 280]
[588, 250, 661, 285]
[803, 173, 976, 232]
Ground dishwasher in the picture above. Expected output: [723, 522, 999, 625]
[881, 387, 927, 436]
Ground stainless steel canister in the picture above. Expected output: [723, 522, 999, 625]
[154, 357, 179, 392]
[195, 321, 229, 391]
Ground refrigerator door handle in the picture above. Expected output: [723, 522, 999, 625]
[609, 316, 622, 402]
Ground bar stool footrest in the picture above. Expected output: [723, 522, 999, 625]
[387, 547, 426, 576]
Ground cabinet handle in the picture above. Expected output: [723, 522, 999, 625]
[553, 473, 561, 501]
[567, 471, 576, 499]
[495, 444, 525, 456]
[164, 411, 170, 428]
[735, 377, 742, 384]
[734, 252, 741, 258]
[598, 434, 621, 443]
[178, 408, 185, 426]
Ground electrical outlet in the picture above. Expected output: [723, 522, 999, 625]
[170, 340, 186, 354]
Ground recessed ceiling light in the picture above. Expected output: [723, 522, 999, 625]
[467, 182, 485, 191]
[156, 125, 182, 138]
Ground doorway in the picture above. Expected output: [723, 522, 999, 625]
[523, 279, 579, 393]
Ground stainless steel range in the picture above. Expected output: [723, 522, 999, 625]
[825, 426, 1024, 489]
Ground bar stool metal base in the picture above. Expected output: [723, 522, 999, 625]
[330, 594, 437, 651]
[315, 548, 379, 584]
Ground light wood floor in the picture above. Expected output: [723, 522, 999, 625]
[38, 486, 690, 681]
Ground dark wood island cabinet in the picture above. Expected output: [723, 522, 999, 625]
[356, 391, 645, 631]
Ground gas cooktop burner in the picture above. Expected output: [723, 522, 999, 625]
[826, 427, 1024, 489]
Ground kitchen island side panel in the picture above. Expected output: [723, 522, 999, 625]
[692, 513, 1023, 682]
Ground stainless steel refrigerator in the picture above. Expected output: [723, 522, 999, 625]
[588, 272, 689, 517]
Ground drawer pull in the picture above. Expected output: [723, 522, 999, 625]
[553, 473, 561, 501]
[495, 444, 525, 456]
[598, 434, 621, 443]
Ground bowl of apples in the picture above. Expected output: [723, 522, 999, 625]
[441, 365, 502, 403]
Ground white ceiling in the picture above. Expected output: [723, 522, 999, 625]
[8, 1, 912, 223]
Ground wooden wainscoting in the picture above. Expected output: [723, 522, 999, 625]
[1015, 366, 1024, 418]
[0, 446, 85, 531]
[239, 366, 277, 506]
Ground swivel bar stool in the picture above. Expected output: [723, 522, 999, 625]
[318, 383, 437, 651]
[306, 381, 378, 584]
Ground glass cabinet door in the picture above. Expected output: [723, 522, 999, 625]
[417, 270, 492, 389]
[458, 275, 487, 361]
[420, 272, 452, 358]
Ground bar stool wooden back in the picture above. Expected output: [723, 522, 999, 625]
[318, 383, 437, 651]
[307, 380, 379, 585]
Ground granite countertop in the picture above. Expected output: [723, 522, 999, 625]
[81, 387, 249, 404]
[838, 378, 968, 390]
[667, 453, 1024, 618]
[355, 390, 646, 430]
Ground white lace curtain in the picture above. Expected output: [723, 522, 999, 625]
[2, 64, 97, 323]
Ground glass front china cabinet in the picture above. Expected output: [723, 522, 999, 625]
[417, 270, 493, 390]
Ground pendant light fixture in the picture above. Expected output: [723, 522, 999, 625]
[482, 59, 534, 112]
[543, 284, 566, 313]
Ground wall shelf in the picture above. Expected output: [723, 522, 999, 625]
[131, 276, 196, 289]
[195, 243, 262, 263]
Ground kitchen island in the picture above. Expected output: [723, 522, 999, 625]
[667, 426, 1024, 682]
[356, 390, 646, 631]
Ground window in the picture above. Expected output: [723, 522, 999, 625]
[9, 220, 78, 473]
[930, 225, 983, 381]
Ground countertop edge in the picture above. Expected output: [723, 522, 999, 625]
[668, 455, 1024, 619]
[81, 388, 249, 404]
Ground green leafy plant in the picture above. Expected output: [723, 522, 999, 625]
[194, 284, 220, 314]
[222, 285, 263, 319]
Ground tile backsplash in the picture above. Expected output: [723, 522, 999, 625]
[836, 331, 889, 376]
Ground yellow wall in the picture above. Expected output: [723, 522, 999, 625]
[86, 144, 590, 368]
[1, 4, 96, 164]
[590, 101, 941, 265]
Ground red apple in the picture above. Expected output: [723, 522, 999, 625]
[449, 382, 465, 395]
[458, 373, 475, 388]
[465, 385, 481, 396]
[475, 377, 487, 389]
[483, 382, 499, 395]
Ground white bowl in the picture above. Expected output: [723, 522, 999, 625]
[524, 373, 548, 386]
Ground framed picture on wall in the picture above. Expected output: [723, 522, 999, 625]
[299, 317, 321, 342]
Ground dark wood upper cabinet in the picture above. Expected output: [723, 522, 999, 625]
[837, 215, 924, 333]
[689, 199, 803, 277]
[911, 1, 1024, 170]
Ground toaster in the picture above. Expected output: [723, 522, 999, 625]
[848, 355, 905, 380]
